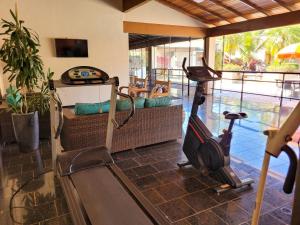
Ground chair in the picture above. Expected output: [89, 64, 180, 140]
[119, 75, 149, 98]
[120, 76, 171, 98]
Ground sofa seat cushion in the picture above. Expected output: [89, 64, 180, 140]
[74, 97, 146, 115]
[117, 97, 145, 111]
[144, 96, 171, 108]
[75, 101, 110, 115]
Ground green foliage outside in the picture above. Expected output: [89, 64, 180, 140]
[222, 63, 243, 71]
[219, 25, 300, 72]
[0, 9, 53, 114]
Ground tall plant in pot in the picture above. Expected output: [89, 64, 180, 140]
[0, 9, 53, 152]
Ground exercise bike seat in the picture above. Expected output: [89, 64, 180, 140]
[223, 111, 248, 120]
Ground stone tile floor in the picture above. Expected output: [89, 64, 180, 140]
[0, 91, 298, 225]
[0, 140, 294, 225]
[0, 142, 72, 225]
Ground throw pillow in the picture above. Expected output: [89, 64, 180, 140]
[144, 96, 171, 108]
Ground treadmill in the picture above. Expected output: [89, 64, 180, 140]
[49, 67, 170, 225]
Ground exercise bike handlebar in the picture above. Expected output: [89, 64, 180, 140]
[201, 58, 222, 78]
[182, 57, 222, 81]
[182, 57, 189, 76]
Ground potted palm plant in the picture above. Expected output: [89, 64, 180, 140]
[0, 9, 53, 152]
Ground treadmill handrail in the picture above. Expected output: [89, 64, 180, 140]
[112, 91, 135, 129]
[281, 145, 297, 194]
[50, 91, 64, 139]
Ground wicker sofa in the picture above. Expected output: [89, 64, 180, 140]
[61, 104, 182, 153]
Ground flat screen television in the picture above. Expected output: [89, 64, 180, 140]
[55, 38, 88, 57]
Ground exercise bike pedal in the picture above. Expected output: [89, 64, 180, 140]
[177, 161, 192, 168]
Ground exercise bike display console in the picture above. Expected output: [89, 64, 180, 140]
[179, 57, 254, 193]
[61, 66, 109, 85]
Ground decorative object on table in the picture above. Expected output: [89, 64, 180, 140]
[0, 9, 53, 152]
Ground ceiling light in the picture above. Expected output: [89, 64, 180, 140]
[193, 0, 204, 3]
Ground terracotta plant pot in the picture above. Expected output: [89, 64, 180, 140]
[12, 111, 39, 152]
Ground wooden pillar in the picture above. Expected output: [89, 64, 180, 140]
[204, 37, 216, 95]
[147, 46, 152, 82]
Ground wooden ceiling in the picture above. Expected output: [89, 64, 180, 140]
[123, 0, 300, 37]
[156, 0, 300, 27]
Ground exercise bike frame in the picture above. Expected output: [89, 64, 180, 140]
[180, 57, 254, 193]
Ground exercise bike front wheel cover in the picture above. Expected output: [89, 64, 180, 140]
[199, 139, 224, 171]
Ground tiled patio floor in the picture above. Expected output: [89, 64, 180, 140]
[0, 92, 298, 225]
[0, 140, 294, 225]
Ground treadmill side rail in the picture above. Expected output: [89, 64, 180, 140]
[59, 175, 89, 225]
[57, 148, 171, 225]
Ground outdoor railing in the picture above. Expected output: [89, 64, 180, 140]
[151, 68, 300, 105]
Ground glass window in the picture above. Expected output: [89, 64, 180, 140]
[129, 48, 149, 78]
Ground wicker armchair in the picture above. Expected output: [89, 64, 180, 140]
[120, 77, 171, 99]
[119, 75, 149, 98]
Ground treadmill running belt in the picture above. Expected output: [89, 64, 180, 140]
[70, 167, 154, 225]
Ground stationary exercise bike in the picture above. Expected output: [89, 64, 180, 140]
[178, 57, 254, 193]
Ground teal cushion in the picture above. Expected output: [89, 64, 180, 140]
[135, 97, 145, 109]
[74, 97, 145, 115]
[74, 101, 110, 115]
[116, 97, 145, 111]
[145, 96, 171, 108]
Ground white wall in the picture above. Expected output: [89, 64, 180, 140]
[0, 0, 204, 105]
[124, 0, 206, 27]
[0, 0, 127, 105]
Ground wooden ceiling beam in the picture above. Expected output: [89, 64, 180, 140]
[239, 0, 270, 16]
[272, 0, 293, 11]
[207, 10, 300, 37]
[182, 0, 231, 23]
[156, 0, 216, 26]
[123, 0, 150, 12]
[208, 0, 249, 19]
[124, 21, 207, 38]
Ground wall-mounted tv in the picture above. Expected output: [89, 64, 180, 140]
[55, 38, 88, 57]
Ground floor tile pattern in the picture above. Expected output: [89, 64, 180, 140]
[0, 140, 294, 225]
